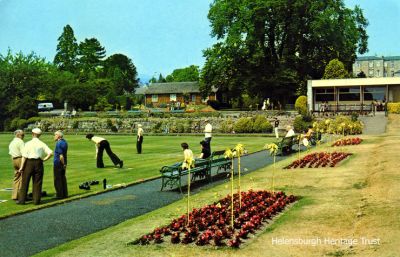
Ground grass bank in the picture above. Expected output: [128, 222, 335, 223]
[35, 115, 400, 256]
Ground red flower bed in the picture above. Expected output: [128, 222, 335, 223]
[131, 190, 296, 248]
[332, 137, 363, 147]
[284, 152, 352, 169]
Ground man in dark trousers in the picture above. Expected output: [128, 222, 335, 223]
[53, 130, 68, 199]
[274, 117, 280, 138]
[18, 128, 53, 205]
[136, 124, 144, 154]
[86, 134, 123, 168]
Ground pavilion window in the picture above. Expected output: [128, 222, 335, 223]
[338, 87, 360, 101]
[363, 87, 386, 101]
[315, 88, 334, 101]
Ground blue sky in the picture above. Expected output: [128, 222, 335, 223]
[0, 0, 399, 82]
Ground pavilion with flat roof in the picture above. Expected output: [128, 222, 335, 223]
[307, 77, 400, 112]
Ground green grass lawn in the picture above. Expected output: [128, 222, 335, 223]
[0, 133, 275, 217]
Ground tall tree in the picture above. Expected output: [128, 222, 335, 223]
[201, 0, 368, 102]
[54, 25, 79, 73]
[104, 53, 139, 94]
[78, 38, 106, 76]
[157, 73, 166, 83]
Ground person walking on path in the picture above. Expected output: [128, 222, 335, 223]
[204, 118, 212, 152]
[8, 129, 25, 201]
[53, 131, 68, 199]
[86, 134, 123, 168]
[18, 128, 53, 205]
[274, 117, 280, 138]
[136, 124, 144, 154]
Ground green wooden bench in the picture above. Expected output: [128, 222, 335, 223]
[209, 150, 231, 176]
[275, 135, 297, 156]
[160, 150, 231, 192]
[309, 132, 322, 145]
[160, 158, 210, 193]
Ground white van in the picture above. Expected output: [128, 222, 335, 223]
[38, 103, 54, 112]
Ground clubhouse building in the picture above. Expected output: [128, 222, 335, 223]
[307, 77, 400, 112]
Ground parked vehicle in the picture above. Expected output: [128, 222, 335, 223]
[38, 102, 54, 112]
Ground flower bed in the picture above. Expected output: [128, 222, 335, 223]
[131, 190, 296, 248]
[332, 137, 363, 147]
[284, 152, 352, 169]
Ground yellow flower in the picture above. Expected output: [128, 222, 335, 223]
[325, 119, 331, 125]
[264, 143, 278, 155]
[234, 144, 245, 156]
[224, 148, 234, 159]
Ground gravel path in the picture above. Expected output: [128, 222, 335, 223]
[358, 111, 387, 135]
[0, 150, 286, 257]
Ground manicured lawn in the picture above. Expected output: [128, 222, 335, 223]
[34, 117, 400, 257]
[0, 134, 274, 217]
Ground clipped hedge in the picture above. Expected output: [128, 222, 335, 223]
[234, 117, 254, 133]
[233, 115, 273, 133]
[253, 115, 273, 133]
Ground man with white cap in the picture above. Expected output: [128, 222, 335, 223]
[204, 118, 212, 152]
[136, 124, 144, 154]
[8, 129, 25, 201]
[18, 128, 53, 205]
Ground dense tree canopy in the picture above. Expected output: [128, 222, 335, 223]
[0, 51, 64, 129]
[201, 0, 368, 104]
[166, 65, 200, 82]
[103, 53, 139, 94]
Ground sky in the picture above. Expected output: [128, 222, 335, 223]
[0, 0, 400, 82]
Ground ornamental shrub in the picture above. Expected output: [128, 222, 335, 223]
[234, 117, 253, 133]
[253, 115, 273, 133]
[295, 96, 308, 115]
[220, 118, 235, 133]
[387, 102, 400, 113]
[293, 116, 311, 133]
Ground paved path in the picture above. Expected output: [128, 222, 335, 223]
[0, 150, 286, 257]
[358, 111, 387, 135]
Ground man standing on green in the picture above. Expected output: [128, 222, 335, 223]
[53, 131, 68, 199]
[136, 124, 144, 154]
[8, 129, 25, 201]
[18, 128, 53, 205]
